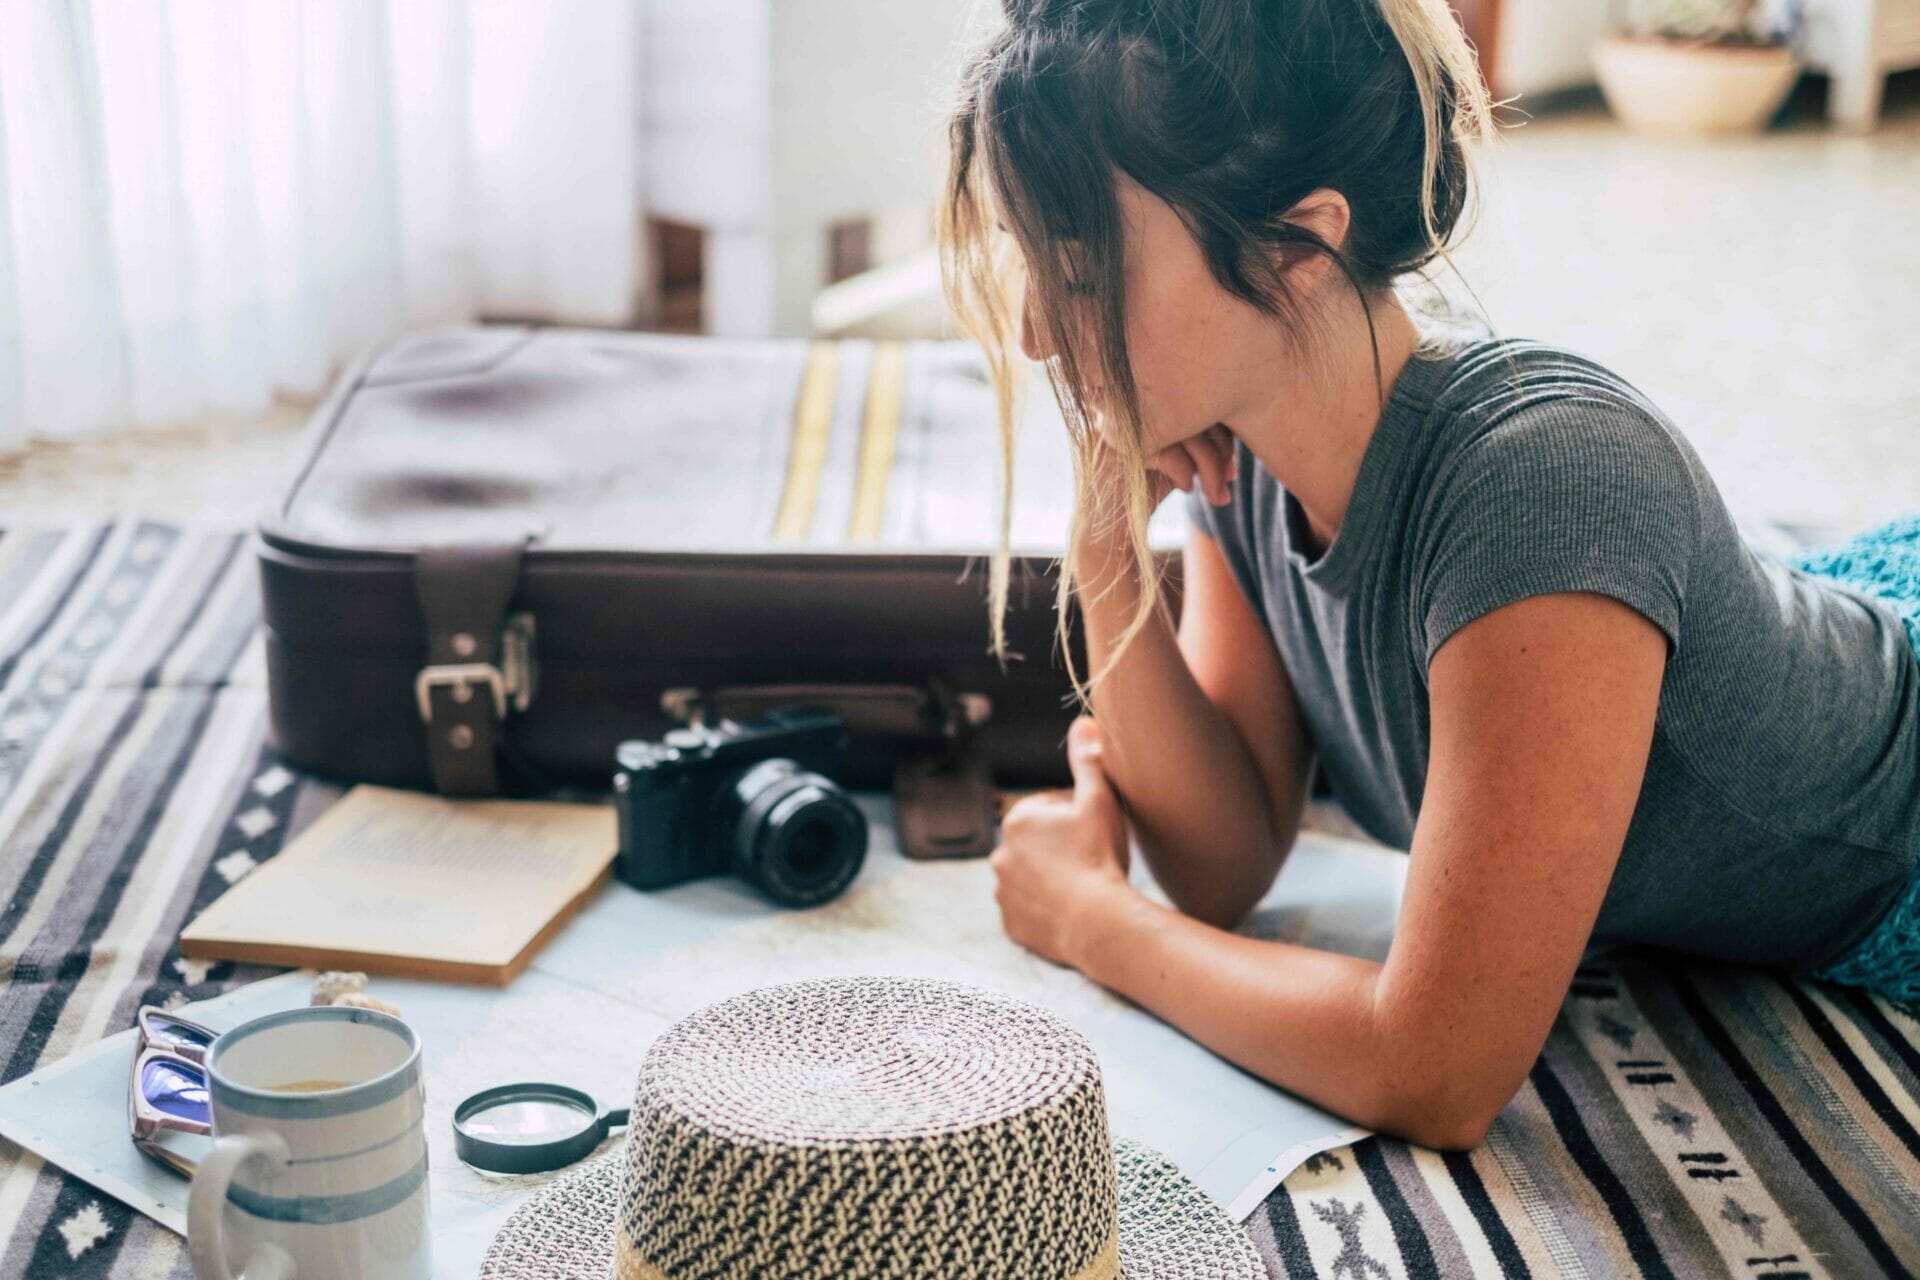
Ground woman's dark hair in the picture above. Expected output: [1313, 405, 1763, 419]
[939, 0, 1494, 684]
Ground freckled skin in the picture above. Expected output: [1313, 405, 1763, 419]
[984, 173, 1670, 1151]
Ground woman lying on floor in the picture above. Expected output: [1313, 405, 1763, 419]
[943, 0, 1920, 1150]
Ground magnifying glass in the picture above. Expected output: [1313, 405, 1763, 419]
[452, 1083, 629, 1175]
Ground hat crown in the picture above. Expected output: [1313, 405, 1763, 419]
[616, 977, 1120, 1279]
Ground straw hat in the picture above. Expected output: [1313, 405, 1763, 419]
[480, 977, 1264, 1279]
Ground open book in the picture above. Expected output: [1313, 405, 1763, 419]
[180, 785, 617, 985]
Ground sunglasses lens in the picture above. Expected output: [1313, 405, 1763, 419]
[145, 1012, 216, 1054]
[140, 1057, 210, 1125]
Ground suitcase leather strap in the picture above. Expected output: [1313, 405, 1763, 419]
[665, 682, 991, 740]
[893, 744, 1000, 861]
[413, 541, 529, 795]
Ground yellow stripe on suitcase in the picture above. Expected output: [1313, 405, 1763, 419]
[848, 341, 906, 545]
[772, 341, 841, 542]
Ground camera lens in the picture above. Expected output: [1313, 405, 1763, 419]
[716, 759, 867, 908]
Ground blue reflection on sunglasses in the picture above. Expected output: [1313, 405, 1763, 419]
[146, 1012, 216, 1050]
[141, 1057, 210, 1124]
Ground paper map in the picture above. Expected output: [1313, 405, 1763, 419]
[0, 796, 1406, 1275]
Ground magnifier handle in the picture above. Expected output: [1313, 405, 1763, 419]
[605, 1108, 630, 1130]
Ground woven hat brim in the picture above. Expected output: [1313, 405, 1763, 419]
[477, 1137, 1263, 1279]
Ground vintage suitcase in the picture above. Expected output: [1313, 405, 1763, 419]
[255, 325, 1184, 855]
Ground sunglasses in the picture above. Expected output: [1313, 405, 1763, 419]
[127, 1005, 218, 1179]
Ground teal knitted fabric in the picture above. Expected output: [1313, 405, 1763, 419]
[1793, 511, 1920, 1004]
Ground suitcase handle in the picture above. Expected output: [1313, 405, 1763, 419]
[660, 681, 991, 742]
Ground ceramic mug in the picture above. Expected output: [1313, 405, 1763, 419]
[187, 1006, 430, 1280]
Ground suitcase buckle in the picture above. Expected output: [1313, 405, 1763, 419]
[416, 664, 508, 723]
[500, 612, 538, 713]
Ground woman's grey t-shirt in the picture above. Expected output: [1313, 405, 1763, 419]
[1185, 336, 1920, 970]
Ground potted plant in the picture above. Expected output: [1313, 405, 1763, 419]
[1593, 0, 1802, 136]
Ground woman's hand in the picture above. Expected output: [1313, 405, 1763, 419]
[1145, 422, 1238, 509]
[1087, 420, 1239, 513]
[1077, 421, 1239, 589]
[988, 716, 1137, 968]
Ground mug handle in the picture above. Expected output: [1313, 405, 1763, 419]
[189, 1131, 297, 1280]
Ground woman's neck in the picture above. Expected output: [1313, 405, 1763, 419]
[1226, 294, 1421, 557]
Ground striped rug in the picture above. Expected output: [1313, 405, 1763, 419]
[0, 519, 1917, 1279]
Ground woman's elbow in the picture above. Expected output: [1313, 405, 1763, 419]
[1167, 870, 1278, 932]
[1162, 835, 1292, 929]
[1359, 996, 1532, 1152]
[1387, 1103, 1497, 1153]
[1364, 1065, 1510, 1153]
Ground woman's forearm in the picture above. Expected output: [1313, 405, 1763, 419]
[1073, 886, 1491, 1151]
[1074, 525, 1282, 925]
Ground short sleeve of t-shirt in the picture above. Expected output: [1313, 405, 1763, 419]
[1414, 397, 1700, 669]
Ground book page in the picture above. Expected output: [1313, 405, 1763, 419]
[181, 785, 617, 970]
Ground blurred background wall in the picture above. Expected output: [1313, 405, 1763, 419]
[0, 1, 648, 452]
[1, 0, 1916, 523]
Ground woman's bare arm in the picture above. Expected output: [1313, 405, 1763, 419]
[1077, 518, 1315, 927]
[1048, 590, 1667, 1147]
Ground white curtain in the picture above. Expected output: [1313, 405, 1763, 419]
[0, 0, 641, 455]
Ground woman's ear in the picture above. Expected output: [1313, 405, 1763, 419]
[1276, 188, 1352, 296]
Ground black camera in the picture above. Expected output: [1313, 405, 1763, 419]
[612, 707, 868, 908]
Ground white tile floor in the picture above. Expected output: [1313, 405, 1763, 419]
[2, 78, 1915, 533]
[1449, 79, 1920, 533]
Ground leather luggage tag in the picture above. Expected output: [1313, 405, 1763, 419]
[892, 748, 1000, 860]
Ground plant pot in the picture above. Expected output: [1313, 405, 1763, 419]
[1592, 34, 1800, 137]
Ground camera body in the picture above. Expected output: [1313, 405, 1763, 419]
[613, 707, 868, 908]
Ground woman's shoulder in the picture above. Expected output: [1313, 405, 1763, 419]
[1415, 331, 1667, 427]
[1399, 334, 1713, 664]
[1407, 331, 1702, 500]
